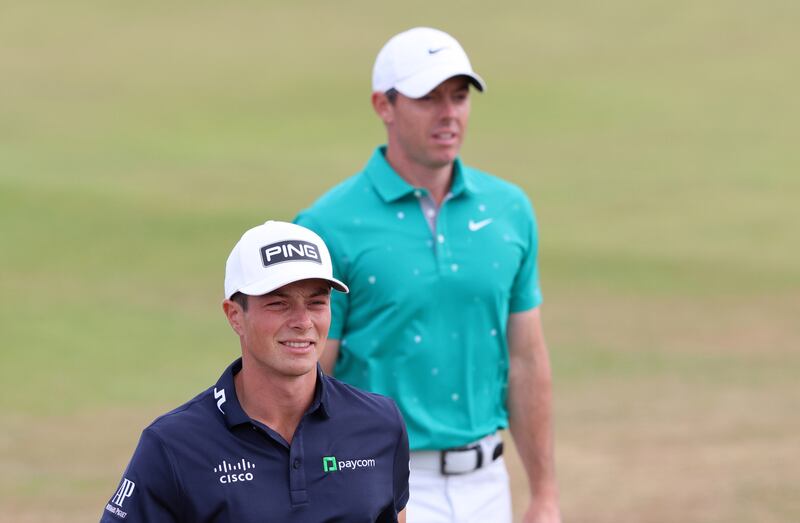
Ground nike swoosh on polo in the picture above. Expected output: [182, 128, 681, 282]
[468, 219, 493, 231]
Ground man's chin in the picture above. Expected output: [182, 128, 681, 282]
[427, 152, 459, 169]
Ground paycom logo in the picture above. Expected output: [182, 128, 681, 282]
[322, 455, 376, 472]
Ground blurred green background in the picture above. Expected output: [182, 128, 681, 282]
[2, 1, 798, 521]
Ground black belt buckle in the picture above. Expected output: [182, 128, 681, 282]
[439, 443, 482, 475]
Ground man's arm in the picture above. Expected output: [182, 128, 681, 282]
[507, 307, 561, 523]
[100, 429, 180, 522]
[320, 339, 340, 375]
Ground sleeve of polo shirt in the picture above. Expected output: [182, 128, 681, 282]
[293, 212, 350, 340]
[390, 401, 410, 513]
[509, 193, 544, 313]
[100, 428, 182, 522]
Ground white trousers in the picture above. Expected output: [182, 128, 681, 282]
[406, 455, 512, 523]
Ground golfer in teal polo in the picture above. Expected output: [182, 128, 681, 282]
[296, 27, 561, 523]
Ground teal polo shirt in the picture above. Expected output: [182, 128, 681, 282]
[295, 146, 542, 450]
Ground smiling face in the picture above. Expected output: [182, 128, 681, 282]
[224, 279, 331, 380]
[376, 75, 472, 173]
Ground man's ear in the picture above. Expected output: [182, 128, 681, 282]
[372, 91, 394, 125]
[222, 299, 245, 336]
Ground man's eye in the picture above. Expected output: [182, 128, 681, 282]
[265, 301, 285, 308]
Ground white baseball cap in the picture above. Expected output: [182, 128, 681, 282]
[224, 221, 348, 299]
[372, 27, 486, 99]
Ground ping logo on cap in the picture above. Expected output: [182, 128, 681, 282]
[260, 240, 321, 267]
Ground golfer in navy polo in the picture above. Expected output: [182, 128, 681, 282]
[101, 221, 409, 523]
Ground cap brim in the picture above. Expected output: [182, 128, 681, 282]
[235, 274, 349, 298]
[394, 68, 486, 99]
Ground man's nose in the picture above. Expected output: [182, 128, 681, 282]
[287, 306, 313, 330]
[439, 97, 459, 118]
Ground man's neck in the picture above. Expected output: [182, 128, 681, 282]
[234, 362, 316, 444]
[384, 146, 454, 206]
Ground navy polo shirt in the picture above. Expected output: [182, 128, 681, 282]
[101, 359, 409, 522]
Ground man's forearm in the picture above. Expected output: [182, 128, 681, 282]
[506, 309, 560, 521]
[508, 352, 558, 502]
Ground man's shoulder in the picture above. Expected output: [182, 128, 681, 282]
[461, 162, 530, 201]
[300, 171, 372, 216]
[323, 375, 402, 425]
[295, 168, 379, 242]
[144, 387, 218, 439]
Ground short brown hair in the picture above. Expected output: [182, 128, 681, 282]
[230, 292, 249, 311]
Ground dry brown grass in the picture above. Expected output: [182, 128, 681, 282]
[504, 291, 800, 522]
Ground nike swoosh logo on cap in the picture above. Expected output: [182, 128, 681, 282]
[428, 47, 447, 54]
[468, 219, 493, 231]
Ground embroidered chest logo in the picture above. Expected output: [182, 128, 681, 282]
[214, 458, 256, 484]
[322, 455, 377, 472]
[468, 218, 493, 232]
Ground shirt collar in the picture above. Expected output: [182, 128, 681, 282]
[311, 366, 333, 418]
[364, 145, 476, 202]
[214, 359, 332, 430]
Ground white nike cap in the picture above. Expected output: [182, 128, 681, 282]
[224, 221, 348, 299]
[372, 27, 486, 99]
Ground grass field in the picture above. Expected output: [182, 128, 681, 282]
[2, 1, 799, 521]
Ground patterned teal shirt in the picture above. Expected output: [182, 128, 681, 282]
[295, 147, 542, 450]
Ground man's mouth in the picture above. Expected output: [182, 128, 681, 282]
[432, 130, 459, 146]
[282, 340, 314, 349]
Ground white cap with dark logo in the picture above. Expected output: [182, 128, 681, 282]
[224, 221, 349, 299]
[372, 27, 486, 99]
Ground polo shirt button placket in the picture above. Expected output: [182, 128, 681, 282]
[434, 234, 446, 273]
[435, 203, 451, 273]
[288, 434, 308, 506]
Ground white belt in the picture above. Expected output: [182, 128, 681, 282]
[410, 433, 504, 475]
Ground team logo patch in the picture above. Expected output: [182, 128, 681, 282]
[260, 240, 321, 267]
